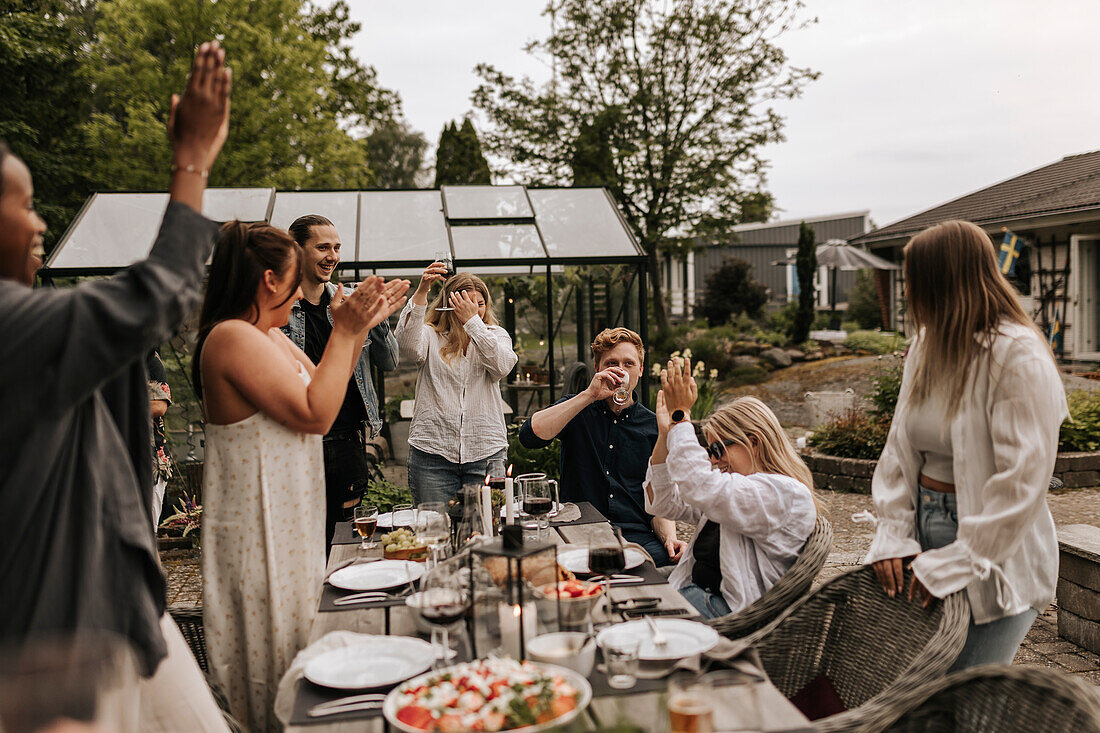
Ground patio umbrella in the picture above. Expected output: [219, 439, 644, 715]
[771, 240, 899, 324]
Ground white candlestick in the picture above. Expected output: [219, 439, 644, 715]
[481, 486, 493, 536]
[505, 476, 515, 524]
[498, 601, 537, 659]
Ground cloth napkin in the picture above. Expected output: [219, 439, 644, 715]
[551, 502, 582, 523]
[273, 631, 381, 727]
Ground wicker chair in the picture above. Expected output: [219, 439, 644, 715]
[876, 664, 1100, 733]
[735, 564, 969, 733]
[709, 515, 833, 638]
[168, 605, 208, 672]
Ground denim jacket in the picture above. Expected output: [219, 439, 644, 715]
[281, 282, 399, 437]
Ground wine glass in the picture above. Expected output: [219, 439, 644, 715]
[612, 368, 630, 406]
[433, 251, 455, 311]
[419, 560, 469, 668]
[521, 477, 556, 541]
[353, 505, 379, 551]
[391, 503, 414, 531]
[415, 501, 450, 567]
[588, 530, 627, 622]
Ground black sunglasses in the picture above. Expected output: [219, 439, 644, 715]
[706, 439, 738, 460]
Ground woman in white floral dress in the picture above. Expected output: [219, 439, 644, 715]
[195, 221, 407, 730]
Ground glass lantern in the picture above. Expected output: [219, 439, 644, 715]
[464, 530, 561, 661]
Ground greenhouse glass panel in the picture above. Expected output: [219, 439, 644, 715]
[370, 265, 562, 279]
[451, 224, 545, 261]
[202, 188, 274, 223]
[358, 191, 449, 264]
[442, 185, 533, 220]
[528, 189, 639, 258]
[269, 192, 359, 246]
[48, 193, 169, 269]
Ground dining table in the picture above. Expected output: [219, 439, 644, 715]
[286, 506, 811, 733]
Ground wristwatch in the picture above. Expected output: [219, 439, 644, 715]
[670, 409, 688, 423]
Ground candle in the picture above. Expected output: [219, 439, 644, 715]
[481, 484, 493, 537]
[498, 601, 537, 659]
[505, 464, 515, 525]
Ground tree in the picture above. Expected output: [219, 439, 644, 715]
[790, 221, 816, 344]
[472, 0, 817, 332]
[83, 0, 405, 191]
[699, 256, 767, 325]
[434, 118, 492, 186]
[367, 120, 429, 188]
[0, 0, 96, 252]
[847, 270, 883, 330]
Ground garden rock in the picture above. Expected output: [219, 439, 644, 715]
[732, 355, 762, 368]
[729, 340, 763, 356]
[759, 347, 793, 368]
[785, 348, 806, 362]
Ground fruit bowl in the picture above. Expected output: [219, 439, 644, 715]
[535, 580, 604, 626]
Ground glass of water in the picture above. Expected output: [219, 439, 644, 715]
[599, 636, 640, 690]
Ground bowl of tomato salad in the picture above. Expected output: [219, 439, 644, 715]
[383, 657, 592, 733]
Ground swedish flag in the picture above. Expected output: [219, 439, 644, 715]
[999, 230, 1023, 277]
[1049, 309, 1064, 356]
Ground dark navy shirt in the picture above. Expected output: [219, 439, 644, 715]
[519, 393, 658, 540]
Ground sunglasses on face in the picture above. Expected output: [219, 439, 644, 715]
[706, 439, 738, 460]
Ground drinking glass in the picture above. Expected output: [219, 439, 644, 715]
[599, 636, 640, 690]
[353, 505, 379, 551]
[611, 367, 630, 406]
[513, 473, 546, 529]
[588, 531, 627, 617]
[433, 251, 455, 311]
[668, 671, 715, 733]
[391, 503, 415, 531]
[415, 502, 450, 567]
[419, 560, 469, 668]
[521, 478, 556, 541]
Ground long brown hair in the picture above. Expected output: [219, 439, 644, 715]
[702, 396, 824, 515]
[903, 220, 1044, 411]
[192, 221, 302, 396]
[425, 273, 497, 363]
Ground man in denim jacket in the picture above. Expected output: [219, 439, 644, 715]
[283, 214, 399, 544]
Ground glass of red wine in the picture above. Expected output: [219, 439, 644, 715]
[521, 477, 556, 542]
[588, 530, 627, 623]
[419, 560, 469, 668]
[433, 251, 456, 311]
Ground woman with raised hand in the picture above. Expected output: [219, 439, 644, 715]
[0, 43, 232, 730]
[865, 220, 1067, 670]
[195, 223, 406, 730]
[645, 359, 818, 620]
[395, 265, 518, 503]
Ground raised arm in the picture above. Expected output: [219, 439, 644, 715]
[523, 366, 627, 443]
[395, 262, 444, 366]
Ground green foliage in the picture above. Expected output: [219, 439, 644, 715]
[752, 328, 788, 347]
[845, 330, 904, 355]
[700, 257, 768, 325]
[367, 119, 428, 188]
[434, 118, 492, 186]
[809, 410, 890, 460]
[791, 221, 816, 344]
[848, 270, 884, 330]
[383, 387, 416, 425]
[869, 358, 904, 419]
[471, 0, 817, 330]
[363, 478, 413, 514]
[1060, 390, 1100, 452]
[507, 423, 560, 481]
[727, 363, 769, 388]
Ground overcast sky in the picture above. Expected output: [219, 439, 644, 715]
[345, 0, 1100, 229]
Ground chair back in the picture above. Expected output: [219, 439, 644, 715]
[562, 361, 593, 396]
[877, 664, 1100, 733]
[168, 605, 208, 673]
[710, 514, 833, 638]
[736, 564, 969, 732]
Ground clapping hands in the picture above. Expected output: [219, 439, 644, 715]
[331, 276, 410, 336]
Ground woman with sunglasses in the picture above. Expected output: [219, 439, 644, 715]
[644, 358, 819, 619]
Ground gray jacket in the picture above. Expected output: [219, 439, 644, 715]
[281, 281, 399, 437]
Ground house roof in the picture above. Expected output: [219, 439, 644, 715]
[849, 150, 1100, 247]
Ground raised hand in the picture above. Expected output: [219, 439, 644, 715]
[660, 356, 697, 414]
[449, 289, 480, 323]
[168, 41, 232, 172]
[413, 261, 448, 303]
[585, 366, 627, 402]
[655, 389, 671, 433]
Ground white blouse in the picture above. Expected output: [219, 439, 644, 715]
[645, 422, 817, 614]
[864, 322, 1069, 624]
[395, 301, 518, 464]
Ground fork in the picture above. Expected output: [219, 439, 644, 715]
[332, 589, 409, 606]
[307, 693, 386, 717]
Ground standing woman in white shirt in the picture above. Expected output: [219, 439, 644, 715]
[645, 360, 818, 619]
[396, 263, 518, 503]
[866, 219, 1068, 670]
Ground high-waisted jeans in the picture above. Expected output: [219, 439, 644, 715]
[917, 485, 1037, 671]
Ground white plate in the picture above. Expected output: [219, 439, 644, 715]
[383, 661, 592, 733]
[376, 509, 422, 529]
[327, 560, 425, 591]
[499, 501, 562, 518]
[596, 618, 720, 662]
[556, 547, 647, 574]
[303, 636, 435, 690]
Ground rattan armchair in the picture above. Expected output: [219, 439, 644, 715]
[709, 515, 833, 638]
[876, 664, 1100, 733]
[735, 564, 969, 733]
[168, 605, 245, 733]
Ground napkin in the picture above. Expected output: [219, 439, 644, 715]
[551, 502, 582, 523]
[273, 631, 381, 726]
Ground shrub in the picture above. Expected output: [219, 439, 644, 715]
[809, 410, 890, 460]
[1061, 390, 1100, 452]
[363, 478, 413, 513]
[844, 330, 904, 355]
[726, 363, 769, 388]
[699, 256, 768, 325]
[507, 422, 560, 480]
[847, 270, 884, 330]
[869, 358, 903, 419]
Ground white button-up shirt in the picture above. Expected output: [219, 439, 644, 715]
[864, 322, 1069, 624]
[645, 423, 817, 614]
[395, 301, 518, 464]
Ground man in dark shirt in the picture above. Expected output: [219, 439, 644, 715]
[519, 328, 686, 566]
[282, 214, 399, 544]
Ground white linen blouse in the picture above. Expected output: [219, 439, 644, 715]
[395, 301, 518, 464]
[863, 321, 1069, 624]
[644, 422, 817, 614]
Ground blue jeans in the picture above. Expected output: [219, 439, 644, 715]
[917, 485, 1037, 671]
[407, 446, 508, 504]
[679, 582, 732, 620]
[622, 529, 673, 568]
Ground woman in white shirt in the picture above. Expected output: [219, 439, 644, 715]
[866, 219, 1068, 670]
[645, 359, 818, 619]
[396, 264, 518, 503]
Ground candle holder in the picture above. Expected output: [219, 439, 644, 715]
[464, 536, 561, 661]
